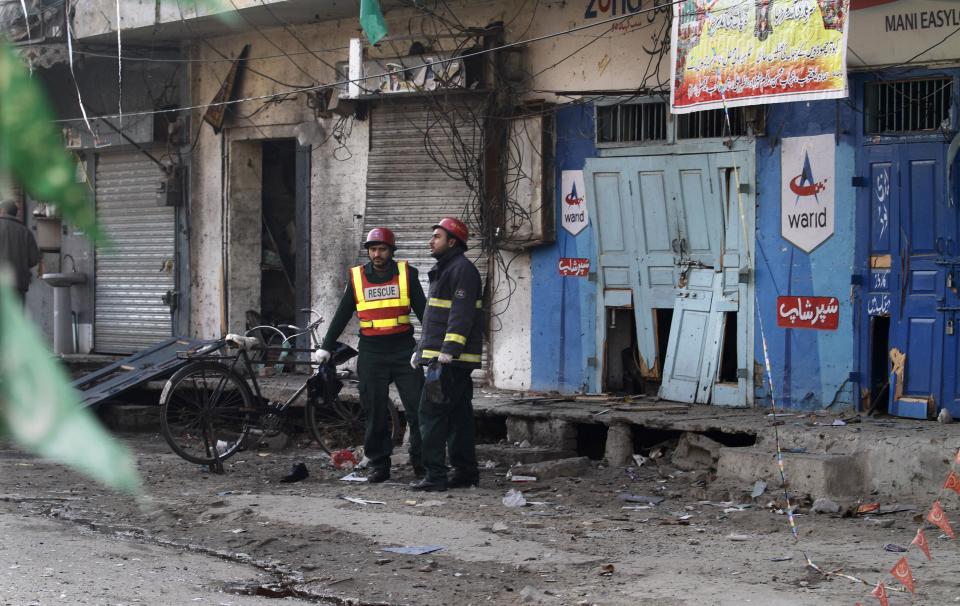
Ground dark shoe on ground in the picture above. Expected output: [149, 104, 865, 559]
[367, 468, 391, 484]
[409, 478, 447, 492]
[279, 462, 309, 483]
[412, 465, 426, 479]
[448, 474, 479, 489]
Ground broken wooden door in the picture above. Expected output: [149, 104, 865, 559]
[659, 269, 719, 402]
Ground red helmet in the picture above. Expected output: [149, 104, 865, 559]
[432, 217, 469, 248]
[363, 227, 396, 250]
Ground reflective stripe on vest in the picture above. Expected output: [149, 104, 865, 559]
[428, 297, 483, 309]
[421, 348, 482, 363]
[351, 261, 412, 336]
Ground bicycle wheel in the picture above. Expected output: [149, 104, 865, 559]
[305, 394, 403, 452]
[159, 361, 255, 465]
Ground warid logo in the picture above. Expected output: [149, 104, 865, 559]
[786, 152, 829, 230]
[780, 135, 835, 253]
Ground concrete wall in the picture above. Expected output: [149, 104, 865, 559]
[489, 254, 532, 390]
[753, 101, 858, 411]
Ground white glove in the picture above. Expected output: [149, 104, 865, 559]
[410, 351, 419, 369]
[437, 352, 454, 364]
[314, 349, 331, 364]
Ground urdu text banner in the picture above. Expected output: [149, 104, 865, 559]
[671, 0, 850, 114]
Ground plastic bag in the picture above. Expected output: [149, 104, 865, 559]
[502, 488, 527, 508]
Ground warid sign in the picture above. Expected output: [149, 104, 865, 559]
[670, 0, 850, 113]
[781, 134, 835, 253]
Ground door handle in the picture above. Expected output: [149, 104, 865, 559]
[681, 238, 687, 253]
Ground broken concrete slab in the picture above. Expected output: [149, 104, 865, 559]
[475, 444, 576, 467]
[510, 457, 592, 480]
[671, 432, 724, 471]
[716, 447, 865, 499]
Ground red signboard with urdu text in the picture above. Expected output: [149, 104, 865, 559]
[776, 296, 840, 330]
[558, 257, 590, 277]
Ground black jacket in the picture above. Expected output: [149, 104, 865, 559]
[417, 247, 483, 369]
[0, 215, 39, 292]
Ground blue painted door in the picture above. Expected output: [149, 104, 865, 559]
[875, 143, 953, 418]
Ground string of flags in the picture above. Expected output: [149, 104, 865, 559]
[811, 446, 960, 605]
[758, 293, 959, 603]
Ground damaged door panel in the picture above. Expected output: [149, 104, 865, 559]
[660, 269, 721, 403]
[587, 150, 753, 405]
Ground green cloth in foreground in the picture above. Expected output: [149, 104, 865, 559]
[0, 283, 141, 494]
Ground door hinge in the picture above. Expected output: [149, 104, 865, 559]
[738, 183, 750, 194]
[851, 176, 867, 187]
[736, 368, 748, 379]
[587, 357, 597, 367]
[588, 271, 597, 283]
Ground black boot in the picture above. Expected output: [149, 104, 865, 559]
[409, 477, 447, 492]
[367, 468, 390, 484]
[448, 473, 479, 488]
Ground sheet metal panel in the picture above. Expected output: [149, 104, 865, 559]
[94, 150, 175, 353]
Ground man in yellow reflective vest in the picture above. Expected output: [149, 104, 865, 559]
[409, 217, 483, 492]
[315, 227, 426, 483]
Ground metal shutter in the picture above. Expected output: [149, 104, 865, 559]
[364, 97, 487, 277]
[94, 151, 174, 354]
[363, 97, 489, 377]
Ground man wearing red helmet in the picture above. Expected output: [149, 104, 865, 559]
[315, 227, 427, 483]
[409, 217, 483, 492]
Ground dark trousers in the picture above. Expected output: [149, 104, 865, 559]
[419, 365, 477, 482]
[356, 347, 424, 472]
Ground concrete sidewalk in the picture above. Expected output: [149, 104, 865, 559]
[116, 372, 960, 502]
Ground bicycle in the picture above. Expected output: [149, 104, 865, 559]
[158, 309, 403, 468]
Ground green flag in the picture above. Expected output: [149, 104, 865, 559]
[0, 282, 141, 493]
[360, 0, 388, 45]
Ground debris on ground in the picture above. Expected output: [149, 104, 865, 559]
[883, 543, 908, 552]
[490, 522, 510, 534]
[856, 502, 880, 515]
[618, 493, 664, 505]
[381, 546, 445, 555]
[339, 472, 367, 482]
[938, 408, 953, 424]
[503, 489, 527, 508]
[811, 498, 840, 514]
[331, 449, 358, 469]
[597, 563, 615, 576]
[750, 480, 767, 498]
[508, 474, 538, 483]
[339, 495, 385, 506]
[510, 457, 590, 480]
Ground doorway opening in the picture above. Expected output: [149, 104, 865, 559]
[604, 307, 645, 394]
[260, 140, 297, 327]
[718, 311, 739, 383]
[654, 307, 674, 380]
[868, 315, 891, 415]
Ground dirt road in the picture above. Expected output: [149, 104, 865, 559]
[2, 435, 957, 605]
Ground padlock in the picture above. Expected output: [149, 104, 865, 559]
[948, 319, 955, 336]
